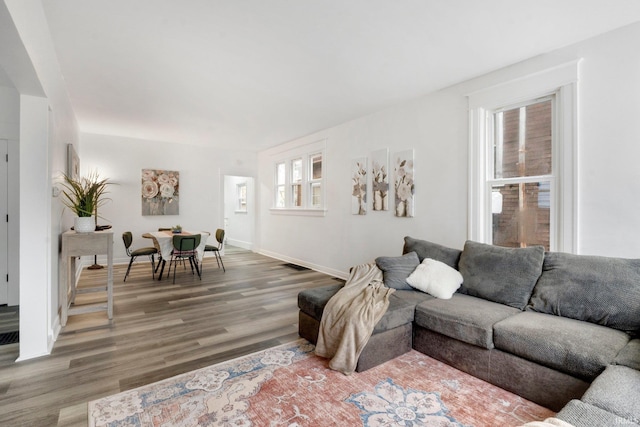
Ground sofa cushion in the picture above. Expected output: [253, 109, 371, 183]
[556, 399, 640, 427]
[414, 294, 520, 349]
[527, 251, 640, 335]
[402, 236, 461, 269]
[458, 241, 544, 310]
[494, 312, 630, 379]
[298, 284, 430, 333]
[391, 289, 435, 306]
[372, 291, 433, 333]
[581, 365, 640, 423]
[298, 283, 343, 320]
[615, 339, 640, 370]
[406, 258, 463, 299]
[375, 251, 420, 290]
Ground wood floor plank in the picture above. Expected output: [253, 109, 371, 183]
[0, 247, 342, 426]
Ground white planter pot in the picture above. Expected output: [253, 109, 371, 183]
[74, 216, 95, 233]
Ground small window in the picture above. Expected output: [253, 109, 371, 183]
[275, 162, 285, 208]
[309, 153, 322, 208]
[291, 158, 303, 207]
[271, 142, 326, 213]
[236, 183, 247, 212]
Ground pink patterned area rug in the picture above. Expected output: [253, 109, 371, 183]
[88, 339, 554, 426]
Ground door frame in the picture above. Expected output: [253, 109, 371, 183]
[0, 139, 7, 305]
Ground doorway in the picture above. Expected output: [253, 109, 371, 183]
[222, 176, 255, 251]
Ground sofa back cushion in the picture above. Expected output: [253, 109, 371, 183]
[402, 236, 461, 269]
[458, 240, 545, 310]
[375, 251, 420, 290]
[528, 252, 640, 335]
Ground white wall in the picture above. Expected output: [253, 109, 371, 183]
[5, 0, 81, 360]
[257, 22, 640, 278]
[258, 90, 468, 278]
[80, 133, 257, 264]
[18, 94, 50, 360]
[223, 175, 255, 250]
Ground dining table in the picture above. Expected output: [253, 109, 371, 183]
[142, 230, 209, 280]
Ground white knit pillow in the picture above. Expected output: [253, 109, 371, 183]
[406, 258, 463, 299]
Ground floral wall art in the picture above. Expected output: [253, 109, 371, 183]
[141, 169, 180, 216]
[371, 148, 389, 211]
[351, 157, 367, 215]
[393, 150, 414, 217]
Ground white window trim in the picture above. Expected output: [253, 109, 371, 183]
[270, 139, 327, 215]
[269, 207, 327, 217]
[467, 60, 580, 253]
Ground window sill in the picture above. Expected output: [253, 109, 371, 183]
[270, 208, 327, 217]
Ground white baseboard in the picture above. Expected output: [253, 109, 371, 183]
[226, 238, 252, 250]
[257, 249, 348, 280]
[49, 316, 61, 353]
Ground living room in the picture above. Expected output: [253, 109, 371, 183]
[3, 0, 640, 361]
[1, 1, 640, 424]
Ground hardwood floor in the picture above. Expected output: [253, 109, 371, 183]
[0, 247, 342, 426]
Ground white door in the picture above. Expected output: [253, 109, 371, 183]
[0, 140, 8, 305]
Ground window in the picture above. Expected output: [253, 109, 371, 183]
[309, 153, 323, 208]
[236, 183, 247, 212]
[490, 98, 553, 249]
[291, 158, 303, 207]
[468, 61, 579, 252]
[275, 162, 285, 208]
[271, 140, 326, 215]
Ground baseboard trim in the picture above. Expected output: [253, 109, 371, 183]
[257, 249, 348, 280]
[226, 238, 252, 250]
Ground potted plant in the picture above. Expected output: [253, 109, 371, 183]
[60, 171, 110, 233]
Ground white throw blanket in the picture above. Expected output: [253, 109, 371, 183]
[315, 263, 395, 374]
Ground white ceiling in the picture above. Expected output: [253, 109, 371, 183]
[40, 0, 640, 151]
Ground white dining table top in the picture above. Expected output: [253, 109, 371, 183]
[144, 230, 209, 260]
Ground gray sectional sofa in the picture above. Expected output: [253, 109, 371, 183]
[298, 236, 640, 426]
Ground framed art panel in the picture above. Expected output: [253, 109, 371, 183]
[351, 157, 367, 215]
[141, 169, 180, 216]
[393, 149, 414, 217]
[67, 143, 80, 180]
[371, 148, 389, 211]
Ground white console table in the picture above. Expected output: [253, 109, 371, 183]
[60, 230, 113, 326]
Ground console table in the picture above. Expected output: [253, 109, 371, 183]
[60, 230, 113, 326]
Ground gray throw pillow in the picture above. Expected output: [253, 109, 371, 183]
[402, 236, 461, 269]
[458, 241, 544, 310]
[375, 251, 420, 290]
[528, 252, 640, 335]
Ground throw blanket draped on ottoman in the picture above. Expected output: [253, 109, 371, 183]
[315, 263, 395, 374]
